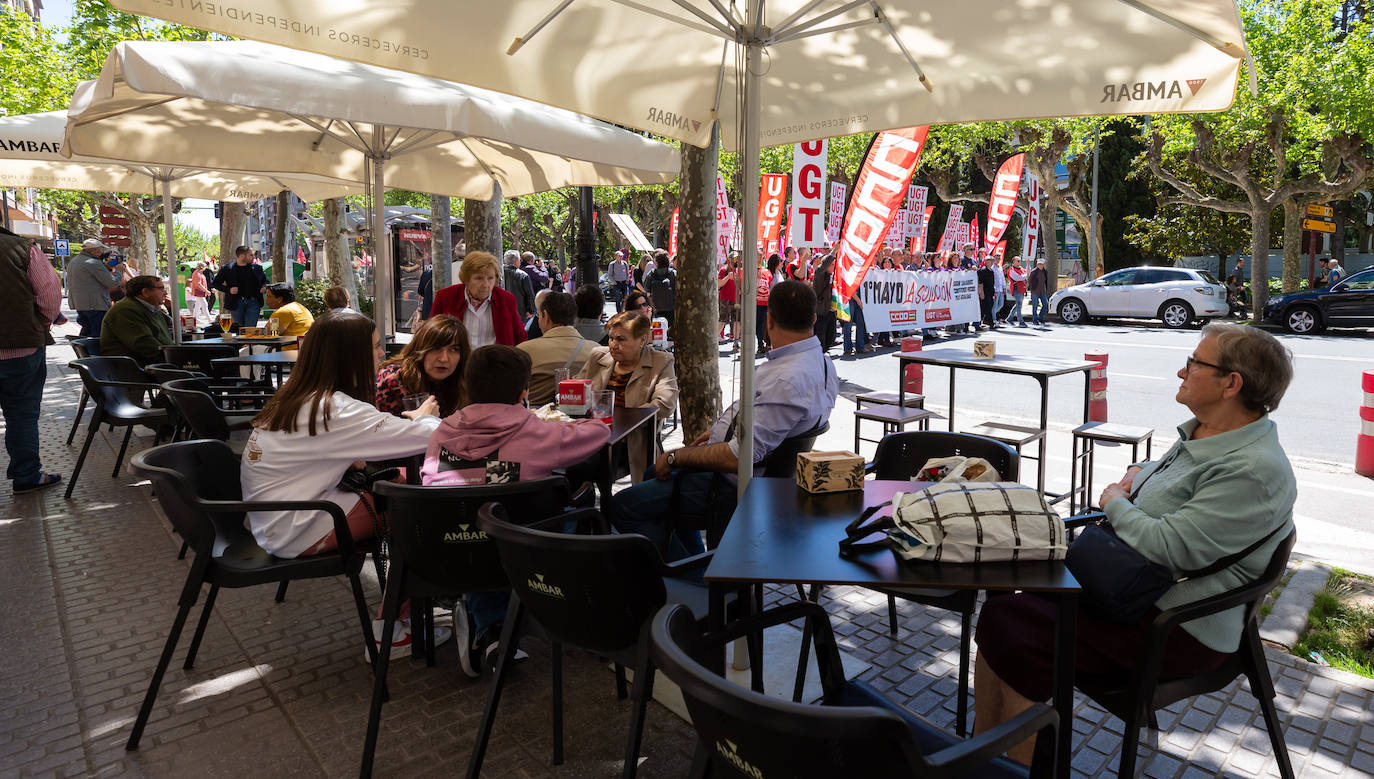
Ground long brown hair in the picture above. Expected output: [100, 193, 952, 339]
[252, 310, 378, 435]
[379, 314, 470, 415]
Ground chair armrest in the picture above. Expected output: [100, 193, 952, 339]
[103, 379, 165, 392]
[1062, 511, 1105, 530]
[569, 481, 597, 508]
[197, 498, 360, 557]
[662, 549, 715, 575]
[864, 461, 878, 475]
[527, 507, 608, 535]
[924, 703, 1057, 774]
[1152, 578, 1273, 633]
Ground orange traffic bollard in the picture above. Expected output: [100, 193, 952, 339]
[1357, 370, 1374, 478]
[902, 336, 923, 395]
[1086, 352, 1108, 422]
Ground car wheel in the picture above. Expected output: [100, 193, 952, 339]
[1284, 305, 1323, 334]
[1160, 300, 1194, 329]
[1058, 298, 1086, 324]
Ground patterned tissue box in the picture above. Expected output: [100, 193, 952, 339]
[973, 339, 997, 359]
[796, 450, 866, 493]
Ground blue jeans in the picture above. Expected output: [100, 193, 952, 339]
[1031, 293, 1050, 323]
[610, 469, 729, 568]
[0, 348, 47, 483]
[76, 310, 105, 337]
[468, 591, 510, 640]
[231, 298, 261, 327]
[842, 301, 869, 352]
[1009, 293, 1026, 325]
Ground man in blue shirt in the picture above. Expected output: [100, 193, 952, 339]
[609, 281, 839, 558]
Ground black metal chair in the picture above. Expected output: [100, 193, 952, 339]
[159, 343, 242, 379]
[66, 336, 102, 445]
[124, 440, 378, 750]
[650, 601, 1057, 779]
[359, 477, 586, 778]
[65, 357, 171, 499]
[467, 503, 755, 779]
[1065, 521, 1298, 779]
[662, 420, 830, 556]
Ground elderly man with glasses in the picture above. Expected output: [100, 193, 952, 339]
[100, 275, 174, 365]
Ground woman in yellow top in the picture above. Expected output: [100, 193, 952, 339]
[264, 283, 314, 349]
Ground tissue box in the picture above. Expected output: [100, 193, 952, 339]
[558, 379, 594, 416]
[796, 451, 865, 493]
[973, 340, 996, 359]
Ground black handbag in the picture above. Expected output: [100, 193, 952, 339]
[1066, 518, 1284, 623]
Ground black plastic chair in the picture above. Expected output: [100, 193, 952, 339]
[66, 357, 171, 499]
[467, 503, 754, 779]
[124, 440, 378, 750]
[160, 377, 256, 444]
[66, 336, 102, 445]
[1066, 521, 1297, 779]
[359, 477, 585, 778]
[805, 431, 1021, 734]
[650, 601, 1056, 779]
[662, 420, 830, 556]
[159, 343, 242, 379]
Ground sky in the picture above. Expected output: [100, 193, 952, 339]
[36, 0, 223, 239]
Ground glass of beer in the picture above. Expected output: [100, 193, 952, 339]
[218, 312, 234, 335]
[266, 318, 280, 337]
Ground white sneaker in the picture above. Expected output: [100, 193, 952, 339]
[454, 600, 482, 678]
[367, 618, 411, 662]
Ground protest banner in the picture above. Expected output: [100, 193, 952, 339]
[857, 268, 981, 331]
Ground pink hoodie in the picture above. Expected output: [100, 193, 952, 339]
[421, 403, 612, 486]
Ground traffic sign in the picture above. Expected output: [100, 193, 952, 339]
[54, 239, 70, 257]
[1306, 204, 1334, 219]
[1302, 218, 1336, 234]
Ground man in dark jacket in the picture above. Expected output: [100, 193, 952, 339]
[976, 260, 996, 331]
[212, 245, 268, 327]
[502, 250, 537, 321]
[1, 227, 64, 493]
[645, 250, 677, 328]
[1027, 258, 1050, 326]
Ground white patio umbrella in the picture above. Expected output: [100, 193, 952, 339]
[2, 110, 363, 342]
[108, 0, 1249, 487]
[63, 39, 682, 334]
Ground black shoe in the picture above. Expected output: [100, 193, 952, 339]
[13, 473, 61, 494]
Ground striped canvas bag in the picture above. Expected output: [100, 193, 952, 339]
[841, 481, 1066, 563]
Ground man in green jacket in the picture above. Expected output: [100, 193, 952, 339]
[100, 275, 173, 364]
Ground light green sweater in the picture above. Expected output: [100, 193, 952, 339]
[1103, 415, 1295, 653]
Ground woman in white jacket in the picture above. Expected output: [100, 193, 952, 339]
[242, 310, 440, 559]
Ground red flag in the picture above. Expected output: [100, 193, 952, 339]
[970, 215, 980, 252]
[985, 153, 1025, 251]
[295, 247, 306, 264]
[668, 207, 679, 256]
[834, 126, 930, 304]
[757, 173, 787, 249]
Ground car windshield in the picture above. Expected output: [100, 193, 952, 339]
[1197, 270, 1221, 284]
[1337, 269, 1374, 291]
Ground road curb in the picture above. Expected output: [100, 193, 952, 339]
[1260, 559, 1331, 650]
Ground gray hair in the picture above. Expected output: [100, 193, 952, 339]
[503, 249, 520, 265]
[521, 251, 535, 263]
[1201, 322, 1293, 414]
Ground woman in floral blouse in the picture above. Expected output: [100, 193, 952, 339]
[374, 314, 471, 418]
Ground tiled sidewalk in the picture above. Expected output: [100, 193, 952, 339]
[2, 341, 1372, 777]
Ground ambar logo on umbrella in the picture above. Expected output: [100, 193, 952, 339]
[1, 138, 62, 154]
[645, 107, 701, 134]
[1099, 78, 1206, 103]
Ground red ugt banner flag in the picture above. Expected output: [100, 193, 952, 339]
[833, 126, 930, 305]
[985, 153, 1025, 251]
[757, 173, 787, 251]
[668, 207, 679, 257]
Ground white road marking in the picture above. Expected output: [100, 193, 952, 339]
[1026, 335, 1370, 363]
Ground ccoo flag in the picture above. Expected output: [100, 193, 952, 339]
[833, 126, 930, 305]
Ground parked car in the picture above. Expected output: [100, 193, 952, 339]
[1049, 266, 1228, 328]
[1263, 267, 1374, 333]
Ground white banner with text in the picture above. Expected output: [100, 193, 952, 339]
[858, 268, 981, 331]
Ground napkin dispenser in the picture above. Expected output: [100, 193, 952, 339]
[796, 450, 865, 493]
[973, 340, 997, 359]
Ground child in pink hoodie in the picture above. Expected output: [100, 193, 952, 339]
[419, 345, 610, 675]
[421, 346, 611, 485]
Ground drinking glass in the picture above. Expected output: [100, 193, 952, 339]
[554, 367, 572, 385]
[401, 394, 429, 412]
[591, 390, 614, 425]
[218, 312, 234, 335]
[266, 318, 280, 337]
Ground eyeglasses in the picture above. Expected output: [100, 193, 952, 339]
[1184, 355, 1228, 374]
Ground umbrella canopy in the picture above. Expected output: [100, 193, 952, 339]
[107, 0, 1248, 492]
[1, 111, 361, 201]
[103, 1, 1250, 150]
[64, 39, 681, 332]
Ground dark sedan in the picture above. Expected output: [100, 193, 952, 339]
[1263, 268, 1374, 333]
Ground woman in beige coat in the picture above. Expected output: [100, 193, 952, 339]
[577, 311, 678, 481]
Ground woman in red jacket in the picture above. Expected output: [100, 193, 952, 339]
[429, 250, 527, 348]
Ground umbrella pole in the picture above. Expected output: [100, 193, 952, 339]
[159, 178, 183, 344]
[370, 143, 394, 336]
[736, 19, 762, 494]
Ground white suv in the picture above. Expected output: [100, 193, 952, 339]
[1049, 266, 1228, 329]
